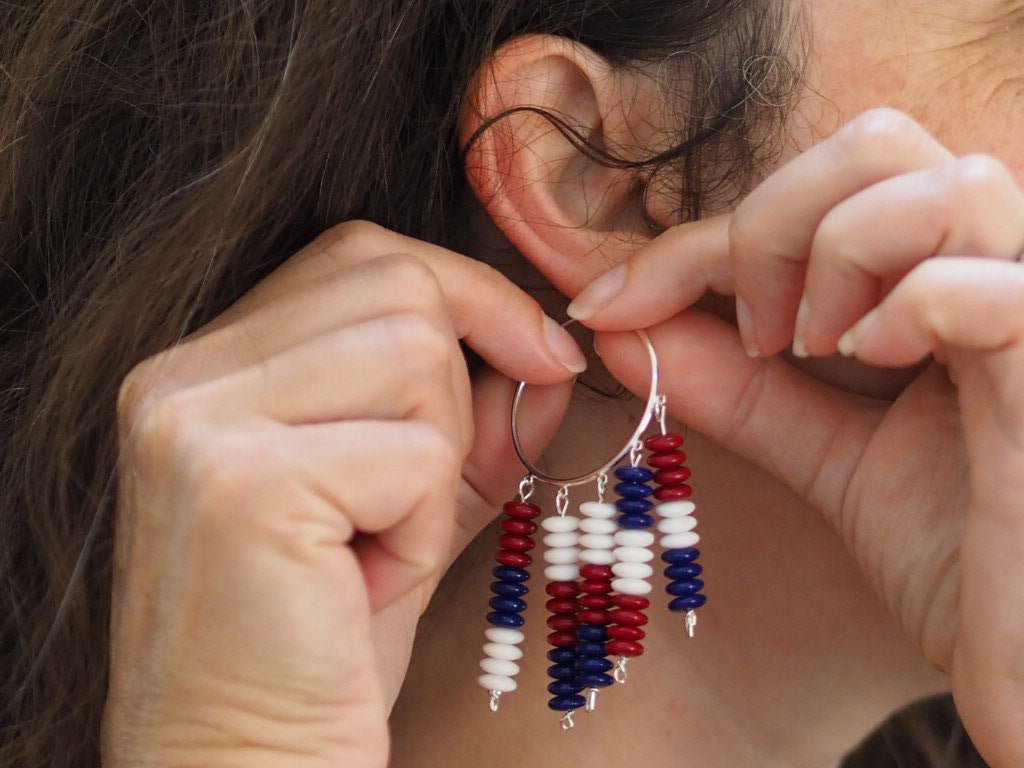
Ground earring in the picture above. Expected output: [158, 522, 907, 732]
[475, 326, 706, 727]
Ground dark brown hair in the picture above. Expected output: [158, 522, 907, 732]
[1, 1, 805, 765]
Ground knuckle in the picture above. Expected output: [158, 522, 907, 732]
[727, 209, 759, 261]
[839, 108, 922, 162]
[386, 311, 452, 369]
[408, 422, 460, 479]
[948, 154, 1015, 198]
[812, 210, 859, 266]
[367, 252, 442, 296]
[321, 218, 386, 250]
[186, 432, 281, 521]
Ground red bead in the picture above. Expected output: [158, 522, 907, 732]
[579, 564, 614, 580]
[545, 597, 580, 614]
[612, 594, 650, 610]
[548, 631, 579, 648]
[498, 534, 535, 552]
[654, 466, 692, 486]
[546, 581, 581, 598]
[581, 580, 613, 595]
[654, 484, 692, 501]
[578, 594, 613, 609]
[606, 640, 645, 657]
[503, 501, 541, 519]
[610, 609, 649, 627]
[501, 518, 537, 535]
[495, 550, 531, 567]
[547, 615, 581, 631]
[608, 626, 646, 642]
[579, 609, 612, 625]
[645, 432, 684, 452]
[647, 450, 686, 469]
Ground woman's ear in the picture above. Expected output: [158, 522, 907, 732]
[459, 34, 672, 298]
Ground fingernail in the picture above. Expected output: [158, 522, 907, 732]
[734, 296, 760, 358]
[838, 308, 878, 358]
[543, 315, 588, 373]
[792, 295, 811, 358]
[567, 265, 627, 321]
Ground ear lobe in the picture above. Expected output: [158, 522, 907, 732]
[460, 34, 661, 298]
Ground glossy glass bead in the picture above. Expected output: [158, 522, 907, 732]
[498, 534, 535, 552]
[661, 547, 701, 564]
[547, 614, 581, 631]
[487, 611, 525, 628]
[612, 594, 650, 610]
[577, 625, 609, 642]
[545, 597, 579, 614]
[548, 631, 579, 648]
[606, 640, 644, 657]
[647, 450, 686, 469]
[667, 579, 705, 596]
[578, 594, 613, 609]
[503, 501, 541, 519]
[548, 681, 585, 696]
[549, 695, 587, 712]
[618, 513, 655, 529]
[615, 498, 654, 515]
[579, 672, 615, 688]
[654, 467, 692, 485]
[614, 481, 654, 499]
[665, 563, 703, 580]
[578, 609, 612, 625]
[495, 550, 531, 567]
[547, 664, 577, 681]
[546, 581, 581, 598]
[489, 596, 526, 613]
[580, 564, 614, 580]
[493, 565, 530, 583]
[669, 594, 708, 611]
[575, 641, 606, 657]
[490, 581, 528, 598]
[501, 518, 538, 535]
[645, 432, 684, 451]
[547, 648, 576, 664]
[576, 656, 614, 673]
[581, 580, 613, 595]
[614, 466, 655, 483]
[608, 625, 646, 642]
[654, 484, 692, 501]
[610, 609, 649, 627]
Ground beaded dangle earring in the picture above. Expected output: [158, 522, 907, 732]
[475, 326, 707, 728]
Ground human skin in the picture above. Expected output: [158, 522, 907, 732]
[102, 2, 1024, 768]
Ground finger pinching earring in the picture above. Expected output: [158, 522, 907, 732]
[475, 325, 706, 728]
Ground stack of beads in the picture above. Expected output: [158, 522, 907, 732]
[478, 499, 540, 701]
[647, 433, 707, 636]
[541, 511, 585, 715]
[575, 500, 619, 705]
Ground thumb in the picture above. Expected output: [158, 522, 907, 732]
[452, 365, 573, 558]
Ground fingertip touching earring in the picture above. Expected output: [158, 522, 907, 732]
[475, 324, 707, 728]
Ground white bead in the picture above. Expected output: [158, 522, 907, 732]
[579, 518, 617, 535]
[544, 564, 580, 581]
[614, 529, 655, 547]
[662, 531, 700, 549]
[543, 547, 580, 565]
[614, 546, 654, 563]
[657, 516, 698, 534]
[657, 500, 697, 518]
[542, 531, 579, 548]
[578, 549, 615, 565]
[478, 673, 517, 693]
[541, 516, 579, 533]
[579, 533, 615, 550]
[579, 501, 617, 519]
[484, 628, 524, 645]
[480, 658, 520, 677]
[483, 642, 523, 661]
[612, 561, 653, 579]
[611, 577, 653, 595]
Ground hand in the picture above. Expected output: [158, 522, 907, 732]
[101, 221, 583, 768]
[567, 109, 1024, 767]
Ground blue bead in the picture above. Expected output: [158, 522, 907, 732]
[547, 648, 577, 664]
[492, 565, 530, 583]
[661, 547, 701, 564]
[578, 672, 615, 688]
[616, 498, 654, 514]
[490, 581, 529, 598]
[665, 563, 703, 580]
[576, 657, 614, 673]
[618, 513, 655, 529]
[548, 695, 587, 712]
[487, 611, 525, 628]
[669, 594, 708, 612]
[547, 664, 577, 681]
[667, 578, 705, 596]
[614, 466, 654, 483]
[489, 596, 526, 613]
[577, 625, 609, 642]
[575, 641, 606, 657]
[547, 681, 585, 696]
[614, 481, 653, 499]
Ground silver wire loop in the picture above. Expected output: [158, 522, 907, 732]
[518, 475, 536, 502]
[685, 609, 698, 639]
[629, 439, 643, 468]
[510, 323, 661, 488]
[613, 656, 629, 683]
[655, 394, 668, 435]
[585, 687, 599, 713]
[561, 710, 576, 731]
[555, 486, 570, 517]
[596, 472, 608, 503]
[489, 690, 502, 712]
